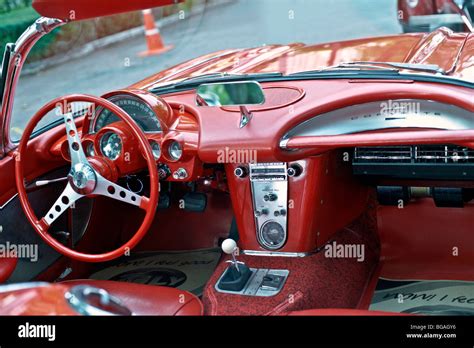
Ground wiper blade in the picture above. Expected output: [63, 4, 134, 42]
[347, 61, 446, 74]
[290, 61, 446, 76]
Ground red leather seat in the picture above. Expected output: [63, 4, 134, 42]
[289, 308, 410, 316]
[0, 257, 17, 283]
[63, 280, 203, 315]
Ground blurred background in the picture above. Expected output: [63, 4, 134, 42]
[2, 0, 403, 138]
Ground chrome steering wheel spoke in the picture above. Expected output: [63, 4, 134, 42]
[94, 174, 146, 209]
[63, 112, 88, 166]
[44, 183, 83, 226]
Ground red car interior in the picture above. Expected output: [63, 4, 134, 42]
[0, 0, 473, 317]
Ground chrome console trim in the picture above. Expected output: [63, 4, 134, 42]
[241, 249, 310, 257]
[214, 268, 289, 297]
[249, 162, 288, 250]
[280, 99, 474, 149]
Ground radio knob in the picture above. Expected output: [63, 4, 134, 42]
[261, 208, 269, 215]
[268, 193, 278, 201]
[234, 166, 247, 178]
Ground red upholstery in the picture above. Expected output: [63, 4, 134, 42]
[0, 257, 17, 283]
[289, 309, 410, 316]
[63, 280, 203, 316]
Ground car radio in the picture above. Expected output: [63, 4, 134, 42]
[249, 163, 288, 250]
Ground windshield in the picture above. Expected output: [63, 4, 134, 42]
[3, 0, 468, 141]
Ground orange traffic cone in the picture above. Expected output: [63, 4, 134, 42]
[139, 9, 173, 57]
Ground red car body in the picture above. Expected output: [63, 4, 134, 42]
[0, 0, 473, 317]
[398, 0, 474, 32]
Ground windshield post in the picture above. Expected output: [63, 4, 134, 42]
[0, 17, 65, 157]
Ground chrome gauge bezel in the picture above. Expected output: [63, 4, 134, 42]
[150, 140, 161, 160]
[100, 132, 122, 161]
[91, 94, 162, 134]
[168, 141, 183, 161]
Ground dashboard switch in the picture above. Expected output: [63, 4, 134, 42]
[158, 164, 171, 180]
[173, 168, 188, 180]
[287, 164, 302, 177]
[234, 166, 248, 178]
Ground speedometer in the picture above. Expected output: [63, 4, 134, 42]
[93, 95, 162, 133]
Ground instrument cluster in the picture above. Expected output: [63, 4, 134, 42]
[54, 90, 202, 182]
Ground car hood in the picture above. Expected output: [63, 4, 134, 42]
[133, 27, 474, 90]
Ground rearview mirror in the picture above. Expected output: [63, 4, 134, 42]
[196, 81, 265, 107]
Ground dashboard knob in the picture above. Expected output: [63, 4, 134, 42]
[158, 164, 171, 180]
[287, 164, 302, 177]
[173, 168, 188, 180]
[268, 193, 278, 201]
[234, 166, 248, 178]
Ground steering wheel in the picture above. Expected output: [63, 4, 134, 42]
[14, 94, 159, 263]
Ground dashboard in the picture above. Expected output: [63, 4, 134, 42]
[46, 78, 473, 254]
[50, 79, 473, 185]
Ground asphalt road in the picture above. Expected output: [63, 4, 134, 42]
[10, 0, 402, 138]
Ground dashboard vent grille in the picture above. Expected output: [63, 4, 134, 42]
[354, 145, 474, 164]
[354, 146, 412, 163]
[415, 145, 474, 164]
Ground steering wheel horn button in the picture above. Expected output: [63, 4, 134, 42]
[68, 163, 97, 194]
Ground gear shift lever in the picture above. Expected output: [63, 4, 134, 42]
[217, 239, 252, 292]
[222, 239, 245, 272]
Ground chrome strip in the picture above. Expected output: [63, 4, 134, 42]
[0, 193, 17, 210]
[0, 282, 49, 294]
[280, 100, 474, 150]
[1, 17, 66, 156]
[241, 249, 310, 257]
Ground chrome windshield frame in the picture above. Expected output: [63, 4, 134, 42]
[0, 17, 65, 158]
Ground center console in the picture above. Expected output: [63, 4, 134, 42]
[249, 162, 289, 250]
[227, 154, 370, 254]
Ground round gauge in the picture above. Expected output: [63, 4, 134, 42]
[94, 95, 162, 133]
[259, 221, 286, 249]
[150, 141, 161, 160]
[168, 141, 182, 161]
[100, 132, 122, 160]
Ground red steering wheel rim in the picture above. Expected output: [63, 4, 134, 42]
[14, 94, 159, 262]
